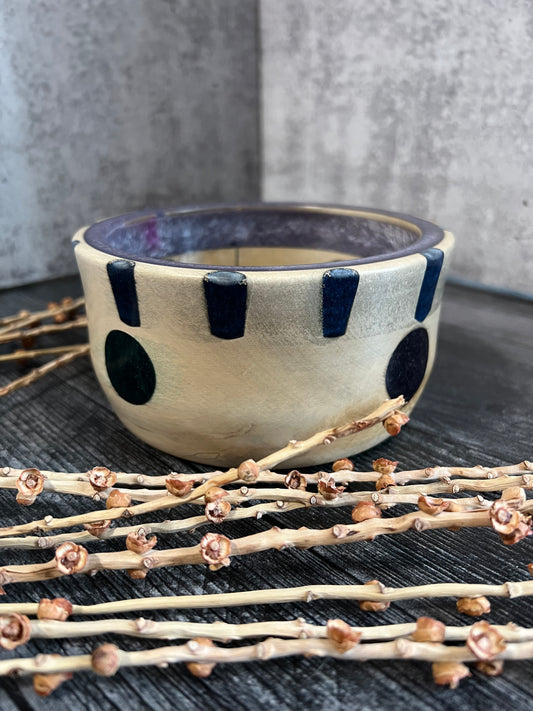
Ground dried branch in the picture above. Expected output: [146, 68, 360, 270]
[1, 504, 532, 589]
[0, 477, 507, 541]
[0, 318, 88, 346]
[2, 460, 529, 490]
[0, 346, 90, 398]
[256, 396, 405, 472]
[2, 578, 533, 617]
[0, 298, 85, 335]
[0, 477, 167, 503]
[0, 469, 527, 542]
[0, 473, 502, 508]
[0, 345, 89, 363]
[0, 502, 303, 550]
[156, 396, 406, 512]
[17, 617, 533, 645]
[0, 493, 493, 551]
[0, 397, 408, 536]
[1, 636, 532, 679]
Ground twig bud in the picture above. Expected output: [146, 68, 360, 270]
[205, 500, 232, 524]
[165, 474, 194, 497]
[383, 411, 410, 436]
[126, 528, 157, 554]
[375, 474, 395, 491]
[326, 619, 361, 652]
[502, 486, 526, 507]
[500, 521, 533, 545]
[33, 659, 73, 697]
[128, 569, 147, 579]
[317, 472, 345, 500]
[466, 621, 506, 660]
[417, 495, 450, 516]
[411, 617, 446, 642]
[37, 597, 72, 621]
[475, 659, 504, 677]
[47, 301, 66, 323]
[372, 458, 398, 475]
[33, 673, 72, 697]
[432, 661, 471, 688]
[200, 532, 231, 568]
[83, 520, 112, 538]
[351, 501, 382, 523]
[88, 466, 117, 491]
[60, 296, 77, 318]
[490, 499, 533, 544]
[91, 643, 121, 676]
[332, 458, 354, 472]
[204, 487, 229, 503]
[490, 500, 521, 535]
[21, 334, 36, 349]
[0, 612, 31, 649]
[54, 542, 88, 575]
[456, 596, 491, 617]
[359, 580, 390, 612]
[238, 459, 260, 483]
[16, 468, 44, 505]
[284, 470, 307, 490]
[106, 489, 132, 509]
[186, 637, 216, 677]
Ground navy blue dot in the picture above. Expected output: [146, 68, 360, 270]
[386, 328, 429, 401]
[105, 330, 156, 405]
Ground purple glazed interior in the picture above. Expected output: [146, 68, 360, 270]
[84, 203, 444, 271]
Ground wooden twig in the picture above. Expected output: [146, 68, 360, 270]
[0, 346, 90, 398]
[154, 396, 406, 513]
[0, 494, 493, 551]
[0, 477, 514, 540]
[2, 460, 529, 489]
[0, 318, 88, 346]
[0, 345, 89, 363]
[0, 468, 527, 542]
[256, 396, 405, 472]
[1, 505, 531, 589]
[1, 637, 532, 678]
[0, 298, 85, 335]
[0, 397, 407, 537]
[20, 617, 533, 644]
[0, 475, 508, 508]
[2, 578, 533, 617]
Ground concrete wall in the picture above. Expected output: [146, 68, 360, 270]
[2, 0, 533, 293]
[261, 0, 533, 294]
[0, 0, 259, 288]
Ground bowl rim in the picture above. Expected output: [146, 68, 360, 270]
[81, 202, 446, 272]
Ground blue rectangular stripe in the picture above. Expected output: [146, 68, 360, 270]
[322, 268, 359, 338]
[415, 249, 444, 322]
[204, 271, 247, 339]
[106, 260, 140, 327]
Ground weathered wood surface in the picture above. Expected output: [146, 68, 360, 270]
[0, 276, 532, 710]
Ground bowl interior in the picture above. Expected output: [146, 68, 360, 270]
[84, 204, 443, 270]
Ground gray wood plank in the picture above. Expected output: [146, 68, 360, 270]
[0, 276, 532, 710]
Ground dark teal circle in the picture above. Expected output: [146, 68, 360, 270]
[105, 330, 156, 405]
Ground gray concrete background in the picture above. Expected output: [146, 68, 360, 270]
[0, 0, 259, 288]
[261, 0, 533, 294]
[2, 0, 533, 293]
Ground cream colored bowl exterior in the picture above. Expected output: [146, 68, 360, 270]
[73, 225, 454, 467]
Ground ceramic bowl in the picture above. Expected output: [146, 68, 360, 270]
[73, 203, 454, 467]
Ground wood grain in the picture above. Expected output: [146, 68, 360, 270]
[0, 276, 532, 710]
